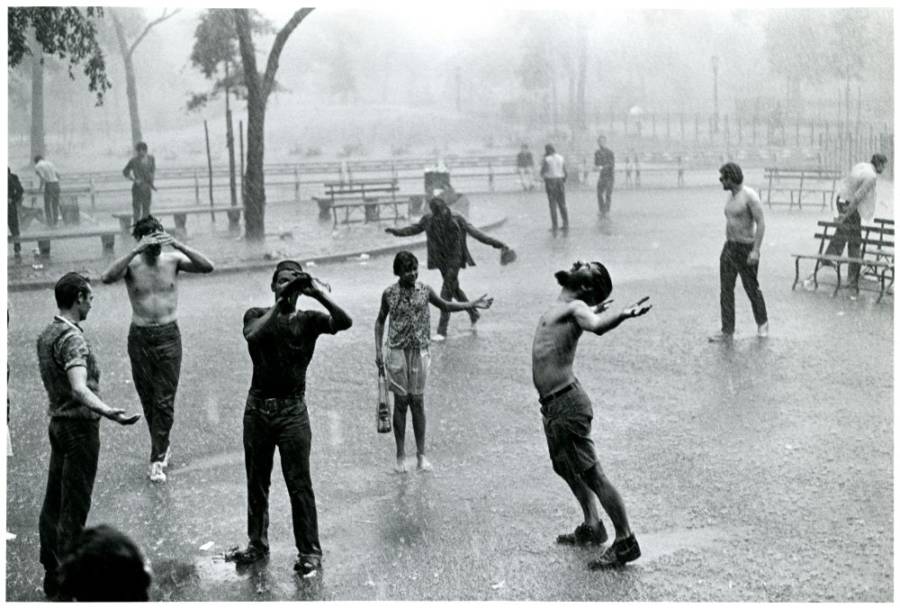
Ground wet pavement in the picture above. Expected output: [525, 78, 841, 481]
[6, 179, 893, 600]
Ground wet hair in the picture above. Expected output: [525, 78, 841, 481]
[872, 153, 888, 166]
[587, 261, 613, 303]
[719, 162, 743, 185]
[271, 259, 303, 287]
[54, 272, 91, 309]
[393, 251, 418, 275]
[135, 141, 148, 153]
[131, 215, 164, 240]
[545, 144, 556, 155]
[57, 525, 151, 602]
[33, 155, 43, 164]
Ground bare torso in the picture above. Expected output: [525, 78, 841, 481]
[532, 301, 583, 397]
[724, 185, 760, 244]
[125, 252, 182, 326]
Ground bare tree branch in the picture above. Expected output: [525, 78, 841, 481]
[262, 8, 313, 100]
[127, 8, 182, 57]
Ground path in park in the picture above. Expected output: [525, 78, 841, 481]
[6, 179, 893, 601]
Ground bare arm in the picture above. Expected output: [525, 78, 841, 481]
[67, 366, 140, 425]
[162, 235, 214, 273]
[571, 297, 652, 336]
[122, 158, 134, 181]
[243, 306, 282, 342]
[427, 285, 493, 313]
[100, 234, 159, 283]
[374, 290, 390, 371]
[748, 193, 765, 262]
[304, 286, 353, 332]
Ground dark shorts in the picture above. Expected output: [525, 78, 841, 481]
[540, 384, 597, 478]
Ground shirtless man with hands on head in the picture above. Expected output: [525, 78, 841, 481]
[532, 259, 651, 569]
[101, 215, 214, 483]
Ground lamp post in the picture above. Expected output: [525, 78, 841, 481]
[712, 55, 720, 135]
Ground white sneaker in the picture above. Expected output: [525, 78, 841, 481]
[757, 322, 769, 338]
[431, 334, 446, 343]
[149, 461, 167, 483]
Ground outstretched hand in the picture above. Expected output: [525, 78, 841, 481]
[472, 294, 494, 310]
[108, 409, 141, 426]
[623, 296, 652, 318]
[593, 298, 614, 314]
[384, 227, 397, 236]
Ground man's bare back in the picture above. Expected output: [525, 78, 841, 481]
[125, 252, 183, 326]
[724, 185, 762, 244]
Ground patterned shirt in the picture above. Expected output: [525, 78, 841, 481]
[385, 282, 431, 349]
[36, 317, 101, 420]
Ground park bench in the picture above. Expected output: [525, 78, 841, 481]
[22, 187, 91, 226]
[763, 167, 842, 210]
[312, 178, 403, 227]
[9, 228, 120, 260]
[791, 218, 893, 302]
[112, 206, 242, 238]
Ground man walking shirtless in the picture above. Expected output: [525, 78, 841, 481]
[101, 216, 214, 482]
[708, 162, 768, 342]
[532, 260, 651, 568]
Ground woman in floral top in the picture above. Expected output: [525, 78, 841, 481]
[375, 251, 493, 473]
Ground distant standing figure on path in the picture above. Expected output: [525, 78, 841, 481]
[540, 144, 569, 233]
[385, 196, 511, 341]
[37, 273, 141, 600]
[708, 162, 769, 342]
[532, 260, 651, 568]
[803, 153, 888, 296]
[375, 251, 493, 473]
[516, 144, 535, 191]
[8, 167, 24, 262]
[624, 156, 633, 188]
[633, 153, 641, 188]
[100, 216, 214, 483]
[123, 142, 156, 224]
[677, 156, 685, 187]
[594, 135, 615, 218]
[226, 260, 352, 578]
[34, 155, 61, 227]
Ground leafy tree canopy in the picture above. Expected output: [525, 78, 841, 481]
[8, 7, 111, 103]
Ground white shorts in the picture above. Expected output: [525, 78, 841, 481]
[385, 347, 431, 397]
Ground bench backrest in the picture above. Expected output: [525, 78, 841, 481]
[813, 220, 893, 259]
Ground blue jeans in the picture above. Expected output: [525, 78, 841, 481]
[39, 418, 100, 571]
[243, 395, 321, 559]
[128, 322, 182, 463]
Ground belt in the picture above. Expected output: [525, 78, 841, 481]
[539, 382, 577, 406]
[246, 395, 305, 415]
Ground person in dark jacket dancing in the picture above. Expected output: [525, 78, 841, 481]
[385, 197, 511, 341]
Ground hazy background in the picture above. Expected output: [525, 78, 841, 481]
[6, 7, 894, 172]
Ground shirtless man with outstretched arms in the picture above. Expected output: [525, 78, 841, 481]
[101, 215, 214, 482]
[532, 259, 651, 569]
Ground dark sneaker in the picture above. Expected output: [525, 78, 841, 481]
[225, 545, 269, 565]
[557, 522, 608, 546]
[588, 534, 641, 569]
[294, 555, 321, 578]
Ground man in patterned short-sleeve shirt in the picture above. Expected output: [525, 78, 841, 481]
[375, 251, 493, 473]
[36, 273, 140, 599]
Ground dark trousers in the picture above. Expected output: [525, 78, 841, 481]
[243, 395, 321, 558]
[8, 201, 20, 256]
[43, 182, 60, 227]
[544, 178, 568, 229]
[39, 418, 100, 571]
[823, 208, 862, 287]
[597, 175, 614, 215]
[436, 266, 478, 336]
[719, 241, 768, 334]
[132, 185, 153, 224]
[128, 322, 182, 463]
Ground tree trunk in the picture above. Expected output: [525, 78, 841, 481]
[30, 50, 45, 162]
[111, 12, 143, 147]
[225, 63, 238, 208]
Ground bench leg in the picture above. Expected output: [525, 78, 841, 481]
[174, 213, 188, 239]
[832, 264, 842, 297]
[100, 234, 115, 256]
[118, 217, 131, 234]
[792, 258, 801, 290]
[332, 208, 338, 230]
[38, 239, 51, 261]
